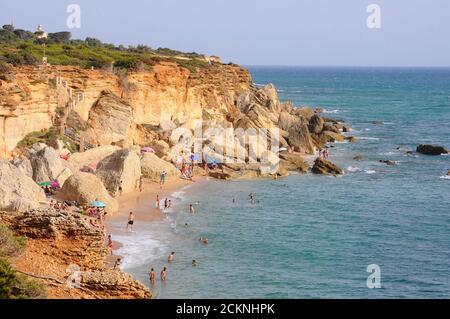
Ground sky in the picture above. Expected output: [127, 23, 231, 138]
[1, 0, 450, 67]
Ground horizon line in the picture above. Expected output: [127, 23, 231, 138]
[242, 64, 450, 69]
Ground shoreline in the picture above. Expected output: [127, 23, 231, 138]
[105, 176, 207, 270]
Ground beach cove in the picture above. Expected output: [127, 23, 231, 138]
[110, 67, 450, 299]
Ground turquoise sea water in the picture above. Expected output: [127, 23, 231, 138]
[113, 67, 450, 298]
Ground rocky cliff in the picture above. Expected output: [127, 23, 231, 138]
[0, 62, 251, 157]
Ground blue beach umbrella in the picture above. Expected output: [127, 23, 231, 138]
[90, 201, 106, 208]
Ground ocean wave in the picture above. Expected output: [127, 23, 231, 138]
[323, 109, 340, 114]
[358, 137, 380, 141]
[364, 170, 376, 174]
[439, 175, 450, 180]
[346, 166, 362, 173]
[114, 230, 167, 269]
[171, 190, 186, 200]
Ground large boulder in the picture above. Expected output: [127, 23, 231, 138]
[67, 145, 121, 173]
[279, 153, 310, 173]
[321, 131, 345, 143]
[10, 155, 33, 177]
[312, 158, 343, 175]
[58, 172, 119, 213]
[294, 107, 315, 120]
[96, 149, 141, 195]
[0, 160, 46, 212]
[29, 147, 72, 185]
[140, 153, 179, 182]
[148, 140, 171, 159]
[87, 90, 133, 145]
[308, 115, 324, 134]
[417, 144, 448, 155]
[278, 111, 299, 131]
[288, 120, 315, 154]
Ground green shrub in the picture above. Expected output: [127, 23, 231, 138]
[0, 225, 26, 259]
[0, 258, 47, 299]
[0, 60, 12, 74]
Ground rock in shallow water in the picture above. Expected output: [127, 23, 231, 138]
[312, 158, 343, 175]
[416, 144, 448, 155]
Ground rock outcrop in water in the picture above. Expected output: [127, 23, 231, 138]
[312, 158, 343, 175]
[416, 144, 448, 155]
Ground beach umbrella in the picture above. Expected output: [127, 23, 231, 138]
[90, 201, 107, 208]
[190, 154, 200, 161]
[50, 181, 60, 188]
[39, 181, 51, 187]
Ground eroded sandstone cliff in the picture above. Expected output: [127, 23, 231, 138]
[0, 62, 252, 157]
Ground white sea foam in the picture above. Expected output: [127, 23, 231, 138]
[323, 109, 340, 114]
[439, 175, 450, 180]
[171, 191, 186, 200]
[359, 137, 380, 141]
[346, 166, 362, 173]
[364, 170, 376, 174]
[113, 228, 167, 269]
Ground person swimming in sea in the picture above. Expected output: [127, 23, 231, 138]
[192, 260, 197, 267]
[189, 204, 195, 214]
[168, 252, 175, 263]
[149, 268, 156, 283]
[161, 267, 167, 281]
[199, 237, 209, 245]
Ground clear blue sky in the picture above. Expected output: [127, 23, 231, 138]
[1, 0, 449, 66]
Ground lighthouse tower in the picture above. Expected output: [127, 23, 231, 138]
[35, 25, 48, 39]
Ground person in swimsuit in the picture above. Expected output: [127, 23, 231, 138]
[118, 180, 123, 196]
[114, 258, 121, 270]
[126, 212, 135, 231]
[149, 268, 156, 283]
[189, 204, 195, 214]
[164, 198, 168, 210]
[161, 267, 167, 281]
[107, 235, 113, 255]
[168, 252, 175, 263]
[192, 260, 197, 267]
[156, 195, 160, 209]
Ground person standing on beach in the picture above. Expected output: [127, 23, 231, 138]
[168, 252, 175, 263]
[160, 170, 167, 188]
[156, 195, 160, 209]
[161, 267, 167, 281]
[168, 200, 172, 208]
[164, 198, 168, 210]
[189, 204, 195, 215]
[107, 235, 113, 255]
[118, 180, 123, 196]
[139, 176, 144, 192]
[126, 212, 135, 231]
[114, 258, 121, 270]
[149, 268, 156, 284]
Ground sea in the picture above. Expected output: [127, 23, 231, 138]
[109, 67, 450, 298]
